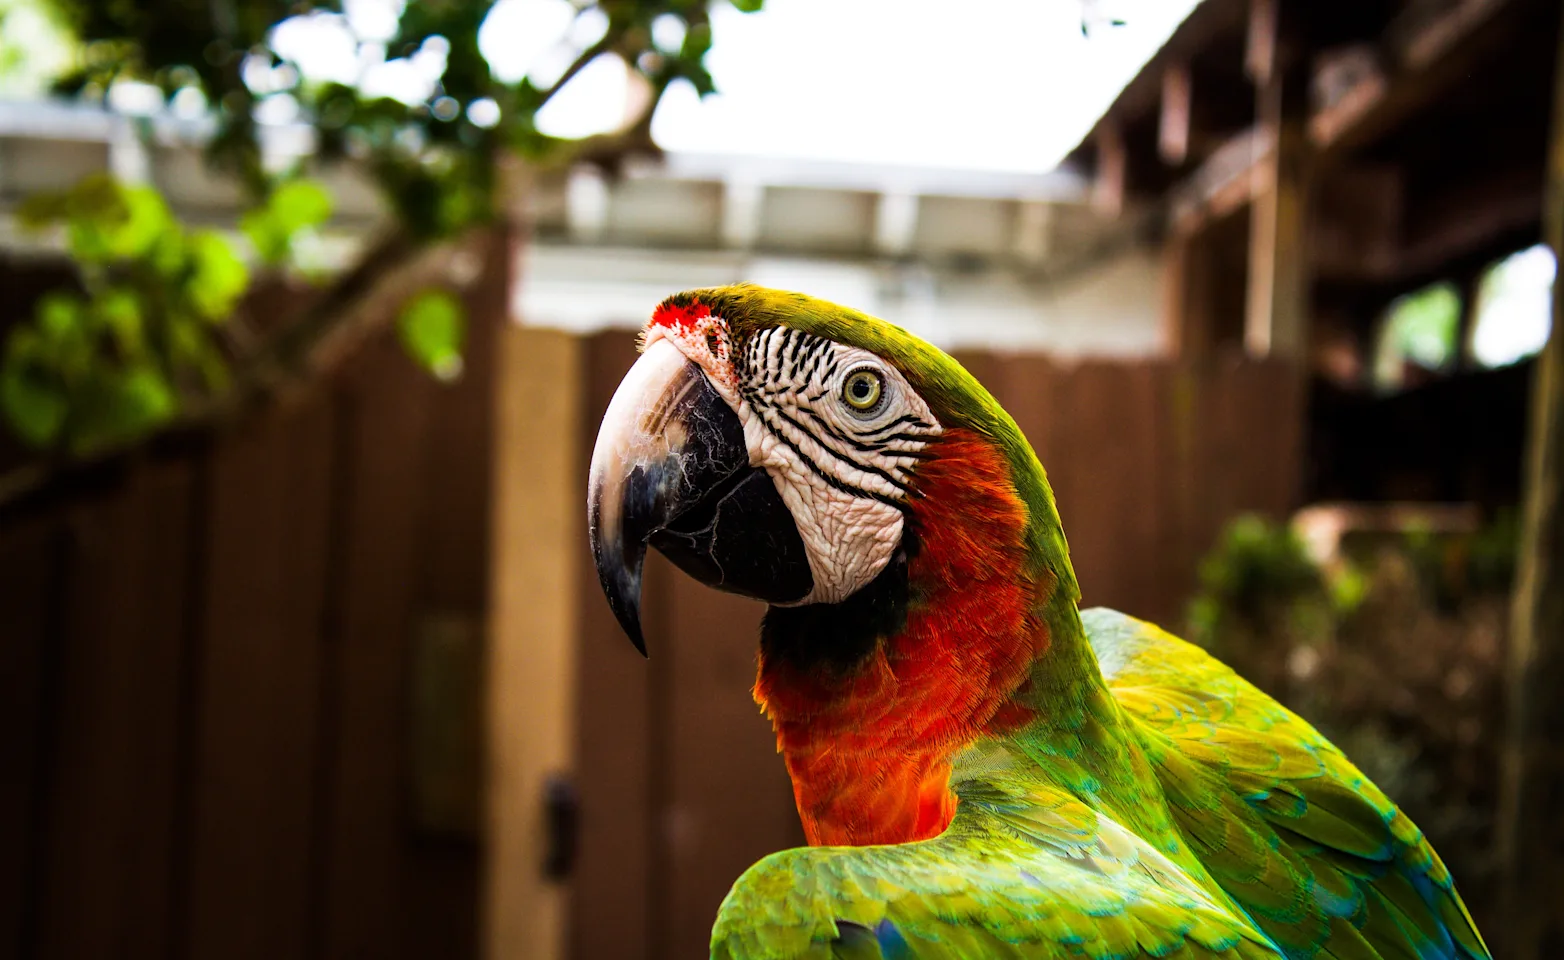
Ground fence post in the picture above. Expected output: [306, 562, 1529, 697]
[484, 323, 584, 960]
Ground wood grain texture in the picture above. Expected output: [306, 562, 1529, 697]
[0, 514, 66, 959]
[485, 325, 583, 960]
[184, 399, 337, 960]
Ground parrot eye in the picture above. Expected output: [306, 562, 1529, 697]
[841, 368, 885, 414]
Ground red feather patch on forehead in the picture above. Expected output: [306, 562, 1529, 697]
[649, 298, 713, 332]
[645, 296, 738, 391]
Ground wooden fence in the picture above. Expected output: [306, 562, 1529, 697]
[0, 235, 508, 960]
[567, 331, 1306, 960]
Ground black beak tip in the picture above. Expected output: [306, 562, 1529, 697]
[592, 522, 651, 658]
[620, 608, 649, 659]
[600, 568, 650, 658]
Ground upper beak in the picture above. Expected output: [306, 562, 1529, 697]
[587, 339, 813, 655]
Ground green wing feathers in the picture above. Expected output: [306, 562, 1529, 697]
[711, 780, 1278, 960]
[1089, 609, 1490, 960]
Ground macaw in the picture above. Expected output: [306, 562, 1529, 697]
[586, 285, 1490, 960]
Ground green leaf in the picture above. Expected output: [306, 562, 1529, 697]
[34, 292, 95, 379]
[728, 0, 764, 11]
[116, 365, 178, 424]
[61, 176, 174, 264]
[241, 207, 291, 265]
[15, 190, 70, 229]
[0, 361, 67, 447]
[111, 186, 176, 258]
[397, 289, 465, 382]
[36, 291, 84, 341]
[96, 288, 145, 356]
[186, 231, 249, 320]
[269, 179, 333, 233]
[71, 365, 179, 454]
[243, 178, 334, 266]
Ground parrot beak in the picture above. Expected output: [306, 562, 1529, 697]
[587, 339, 814, 655]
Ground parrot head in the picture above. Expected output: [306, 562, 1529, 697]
[588, 284, 1081, 844]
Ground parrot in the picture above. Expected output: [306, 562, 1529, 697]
[586, 284, 1491, 960]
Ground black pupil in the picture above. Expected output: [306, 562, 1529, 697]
[852, 378, 870, 399]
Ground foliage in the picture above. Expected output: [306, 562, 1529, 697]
[42, 0, 752, 234]
[1374, 281, 1462, 388]
[397, 288, 466, 382]
[1187, 513, 1515, 929]
[1186, 515, 1338, 689]
[241, 178, 333, 267]
[3, 174, 256, 452]
[3, 0, 761, 456]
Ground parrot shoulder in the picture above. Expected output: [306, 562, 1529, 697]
[1081, 607, 1490, 960]
[710, 761, 1279, 960]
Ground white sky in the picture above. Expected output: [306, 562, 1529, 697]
[1, 0, 1202, 174]
[649, 0, 1201, 172]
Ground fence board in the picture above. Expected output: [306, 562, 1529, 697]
[399, 229, 509, 960]
[0, 515, 65, 959]
[184, 399, 337, 960]
[31, 462, 196, 960]
[316, 342, 435, 960]
[3, 238, 507, 960]
[663, 578, 796, 960]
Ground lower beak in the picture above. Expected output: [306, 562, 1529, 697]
[587, 339, 813, 655]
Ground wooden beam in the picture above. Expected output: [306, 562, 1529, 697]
[1313, 165, 1540, 288]
[1496, 5, 1564, 955]
[1093, 120, 1127, 215]
[1162, 229, 1217, 359]
[1159, 62, 1194, 166]
[1245, 73, 1310, 359]
[484, 322, 583, 960]
[1169, 126, 1273, 236]
[1312, 0, 1518, 161]
[1396, 0, 1510, 69]
[1246, 0, 1280, 85]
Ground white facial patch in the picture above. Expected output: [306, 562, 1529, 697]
[648, 313, 943, 605]
[733, 327, 942, 605]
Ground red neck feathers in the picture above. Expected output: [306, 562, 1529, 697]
[753, 429, 1051, 846]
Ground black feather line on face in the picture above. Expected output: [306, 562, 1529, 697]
[743, 387, 911, 504]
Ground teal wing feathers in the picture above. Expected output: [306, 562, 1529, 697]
[711, 771, 1280, 960]
[1084, 608, 1490, 960]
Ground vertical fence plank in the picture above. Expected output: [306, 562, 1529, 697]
[1045, 362, 1171, 619]
[29, 463, 196, 960]
[184, 400, 337, 960]
[0, 514, 65, 959]
[993, 352, 1062, 469]
[111, 463, 199, 960]
[571, 330, 657, 960]
[315, 342, 434, 960]
[484, 325, 583, 960]
[662, 579, 798, 960]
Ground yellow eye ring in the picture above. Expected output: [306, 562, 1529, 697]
[842, 369, 884, 412]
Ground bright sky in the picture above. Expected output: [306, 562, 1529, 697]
[1, 0, 1201, 174]
[649, 0, 1202, 172]
[459, 0, 1201, 173]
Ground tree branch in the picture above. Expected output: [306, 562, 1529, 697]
[537, 33, 617, 109]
